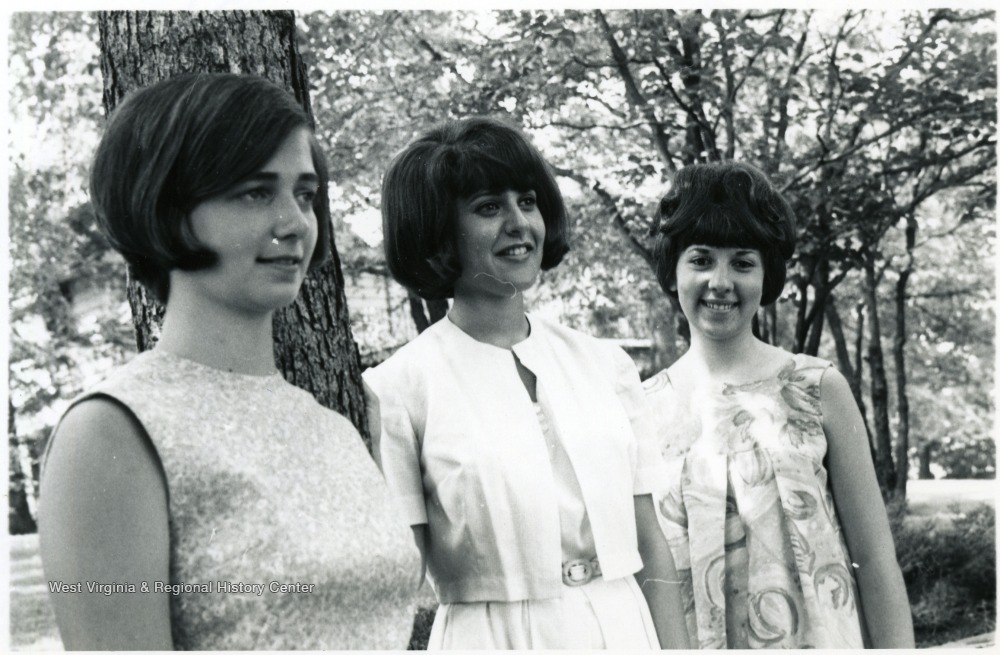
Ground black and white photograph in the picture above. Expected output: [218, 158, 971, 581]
[5, 4, 996, 650]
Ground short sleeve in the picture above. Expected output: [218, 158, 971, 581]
[608, 345, 663, 495]
[362, 368, 428, 526]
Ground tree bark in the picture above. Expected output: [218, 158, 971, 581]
[98, 10, 372, 447]
[861, 250, 896, 497]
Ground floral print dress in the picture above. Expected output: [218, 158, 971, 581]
[643, 354, 865, 649]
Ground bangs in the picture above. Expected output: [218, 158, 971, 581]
[443, 136, 546, 199]
[669, 198, 784, 255]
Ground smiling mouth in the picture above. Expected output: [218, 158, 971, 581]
[496, 244, 533, 257]
[702, 300, 737, 311]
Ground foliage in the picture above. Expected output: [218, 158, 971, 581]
[8, 13, 137, 528]
[406, 606, 436, 650]
[889, 501, 996, 645]
[927, 437, 996, 480]
[6, 10, 995, 536]
[297, 9, 995, 489]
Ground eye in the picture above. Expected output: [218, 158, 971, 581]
[296, 186, 319, 208]
[240, 186, 273, 202]
[733, 259, 757, 271]
[518, 193, 538, 209]
[474, 200, 501, 216]
[688, 255, 711, 267]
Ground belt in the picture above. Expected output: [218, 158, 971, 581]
[562, 556, 602, 586]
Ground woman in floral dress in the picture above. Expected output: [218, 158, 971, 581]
[643, 161, 913, 648]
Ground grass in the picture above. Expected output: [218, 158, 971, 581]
[9, 534, 61, 651]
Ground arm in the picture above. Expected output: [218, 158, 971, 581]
[634, 494, 691, 649]
[363, 369, 430, 587]
[821, 369, 915, 648]
[605, 346, 690, 647]
[39, 398, 172, 650]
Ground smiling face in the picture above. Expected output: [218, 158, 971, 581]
[452, 188, 546, 300]
[675, 244, 764, 343]
[173, 127, 319, 316]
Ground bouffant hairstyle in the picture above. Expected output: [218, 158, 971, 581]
[653, 161, 796, 307]
[89, 73, 331, 303]
[380, 116, 570, 300]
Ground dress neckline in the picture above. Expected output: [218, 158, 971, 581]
[147, 348, 285, 383]
[442, 312, 536, 353]
[663, 352, 802, 393]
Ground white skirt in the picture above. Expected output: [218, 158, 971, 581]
[427, 575, 660, 650]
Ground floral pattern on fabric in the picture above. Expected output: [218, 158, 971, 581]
[644, 354, 864, 649]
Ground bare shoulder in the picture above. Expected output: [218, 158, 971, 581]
[41, 395, 168, 536]
[816, 366, 866, 438]
[40, 396, 172, 649]
[44, 396, 163, 487]
[819, 365, 854, 405]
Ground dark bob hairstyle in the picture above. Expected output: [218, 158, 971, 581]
[380, 116, 570, 300]
[90, 73, 330, 304]
[653, 161, 796, 307]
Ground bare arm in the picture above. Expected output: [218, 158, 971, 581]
[39, 398, 172, 650]
[633, 494, 691, 649]
[821, 369, 915, 648]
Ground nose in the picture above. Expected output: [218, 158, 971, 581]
[503, 195, 531, 235]
[272, 192, 314, 240]
[708, 264, 733, 292]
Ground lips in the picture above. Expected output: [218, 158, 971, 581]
[495, 243, 534, 257]
[257, 255, 303, 266]
[702, 300, 737, 311]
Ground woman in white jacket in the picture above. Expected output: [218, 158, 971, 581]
[364, 116, 690, 650]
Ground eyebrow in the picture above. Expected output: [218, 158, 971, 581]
[239, 171, 320, 185]
[687, 246, 760, 256]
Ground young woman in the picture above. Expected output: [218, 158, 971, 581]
[644, 161, 914, 648]
[38, 73, 419, 650]
[363, 116, 690, 650]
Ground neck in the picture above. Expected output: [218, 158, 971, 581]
[448, 291, 529, 349]
[156, 290, 278, 377]
[687, 328, 763, 381]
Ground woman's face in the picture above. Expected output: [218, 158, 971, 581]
[175, 127, 319, 315]
[452, 188, 546, 300]
[674, 244, 764, 343]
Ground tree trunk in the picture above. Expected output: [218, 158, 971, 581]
[407, 291, 431, 333]
[892, 213, 917, 498]
[426, 298, 449, 324]
[825, 298, 876, 468]
[918, 442, 936, 479]
[861, 251, 896, 497]
[98, 10, 372, 447]
[8, 398, 38, 535]
[853, 301, 866, 417]
[644, 288, 680, 373]
[406, 291, 448, 334]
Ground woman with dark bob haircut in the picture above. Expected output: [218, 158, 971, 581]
[364, 116, 690, 649]
[643, 161, 914, 648]
[39, 73, 419, 650]
[380, 117, 570, 299]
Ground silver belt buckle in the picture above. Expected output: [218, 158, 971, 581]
[562, 557, 601, 586]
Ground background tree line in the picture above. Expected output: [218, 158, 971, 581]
[7, 9, 995, 536]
